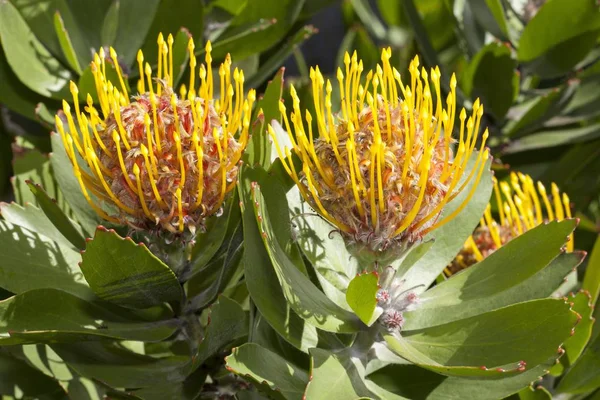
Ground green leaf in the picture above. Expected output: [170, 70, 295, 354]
[505, 82, 579, 138]
[0, 0, 71, 98]
[558, 331, 600, 393]
[187, 195, 239, 280]
[186, 219, 243, 310]
[104, 0, 160, 67]
[193, 296, 248, 368]
[213, 0, 305, 60]
[245, 25, 317, 89]
[239, 167, 319, 352]
[466, 0, 509, 40]
[559, 291, 595, 367]
[503, 123, 600, 154]
[12, 149, 62, 208]
[404, 220, 578, 329]
[0, 220, 92, 299]
[80, 227, 183, 309]
[52, 342, 190, 388]
[518, 386, 552, 400]
[346, 272, 380, 326]
[305, 348, 375, 400]
[129, 368, 207, 400]
[0, 288, 178, 345]
[245, 68, 284, 169]
[53, 11, 82, 74]
[461, 42, 517, 119]
[26, 181, 86, 250]
[138, 0, 203, 75]
[400, 156, 493, 292]
[0, 48, 51, 120]
[518, 0, 600, 74]
[249, 172, 362, 333]
[225, 343, 309, 400]
[0, 353, 66, 399]
[583, 235, 600, 305]
[287, 185, 358, 310]
[0, 202, 81, 251]
[386, 299, 579, 377]
[50, 133, 100, 237]
[367, 358, 559, 400]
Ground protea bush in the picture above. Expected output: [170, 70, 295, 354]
[0, 1, 599, 400]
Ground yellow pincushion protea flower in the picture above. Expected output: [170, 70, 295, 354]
[270, 49, 490, 256]
[55, 33, 255, 234]
[446, 173, 573, 275]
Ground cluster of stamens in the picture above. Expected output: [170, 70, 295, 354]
[56, 34, 255, 234]
[446, 173, 573, 275]
[271, 49, 490, 254]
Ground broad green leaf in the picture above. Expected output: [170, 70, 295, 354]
[188, 195, 239, 280]
[367, 357, 559, 400]
[518, 0, 600, 71]
[139, 0, 203, 74]
[239, 167, 319, 352]
[245, 68, 284, 169]
[287, 185, 358, 310]
[466, 0, 508, 40]
[0, 353, 66, 399]
[103, 0, 160, 67]
[506, 82, 579, 138]
[0, 202, 80, 251]
[251, 313, 310, 371]
[80, 227, 183, 309]
[186, 219, 244, 310]
[246, 25, 317, 89]
[461, 42, 517, 119]
[226, 343, 309, 400]
[53, 342, 190, 388]
[0, 0, 70, 98]
[213, 0, 305, 60]
[400, 156, 492, 292]
[559, 291, 595, 367]
[404, 220, 578, 329]
[129, 368, 207, 400]
[12, 148, 62, 208]
[0, 289, 178, 345]
[0, 39, 52, 120]
[503, 123, 600, 154]
[250, 174, 362, 333]
[518, 386, 552, 400]
[583, 235, 600, 305]
[26, 181, 86, 250]
[50, 132, 100, 237]
[386, 299, 579, 377]
[53, 11, 82, 74]
[346, 272, 380, 326]
[193, 296, 248, 368]
[305, 348, 375, 400]
[0, 220, 92, 299]
[558, 332, 600, 393]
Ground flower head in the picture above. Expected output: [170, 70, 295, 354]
[271, 49, 489, 259]
[56, 34, 255, 234]
[446, 173, 573, 275]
